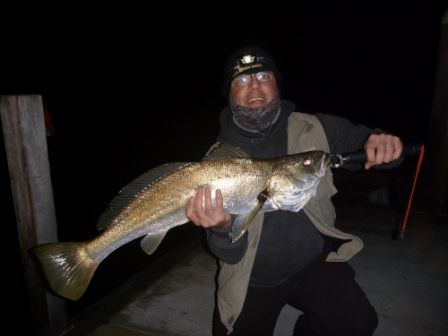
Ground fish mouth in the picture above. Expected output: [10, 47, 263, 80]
[316, 153, 331, 177]
[324, 154, 332, 169]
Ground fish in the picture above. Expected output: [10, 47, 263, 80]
[32, 143, 331, 301]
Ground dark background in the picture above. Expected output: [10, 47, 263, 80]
[1, 2, 446, 333]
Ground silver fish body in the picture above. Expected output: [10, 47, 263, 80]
[33, 149, 330, 300]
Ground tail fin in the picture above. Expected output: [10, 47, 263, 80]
[33, 242, 99, 301]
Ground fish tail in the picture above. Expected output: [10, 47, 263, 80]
[33, 242, 99, 301]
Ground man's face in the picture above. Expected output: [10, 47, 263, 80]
[230, 71, 277, 108]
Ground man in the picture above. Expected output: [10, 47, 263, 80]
[186, 45, 402, 336]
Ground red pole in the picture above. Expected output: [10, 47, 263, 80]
[399, 145, 425, 239]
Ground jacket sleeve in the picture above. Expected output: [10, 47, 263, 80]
[206, 225, 248, 264]
[315, 113, 373, 154]
[315, 113, 403, 170]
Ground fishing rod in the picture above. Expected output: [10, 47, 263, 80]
[330, 143, 425, 240]
[330, 143, 422, 169]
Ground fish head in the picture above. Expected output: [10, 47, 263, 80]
[268, 150, 331, 211]
[285, 150, 331, 188]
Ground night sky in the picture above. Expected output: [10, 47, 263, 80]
[2, 3, 445, 141]
[1, 2, 446, 333]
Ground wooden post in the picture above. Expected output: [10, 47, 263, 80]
[422, 10, 448, 215]
[0, 96, 68, 335]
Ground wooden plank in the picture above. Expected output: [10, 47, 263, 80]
[0, 95, 68, 335]
[422, 10, 448, 214]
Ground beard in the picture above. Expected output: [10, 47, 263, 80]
[230, 91, 281, 132]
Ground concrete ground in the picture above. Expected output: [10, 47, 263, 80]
[84, 203, 447, 336]
[72, 167, 448, 336]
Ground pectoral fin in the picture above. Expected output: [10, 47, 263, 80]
[140, 230, 168, 255]
[231, 190, 269, 243]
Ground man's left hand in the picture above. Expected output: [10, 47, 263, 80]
[364, 133, 403, 169]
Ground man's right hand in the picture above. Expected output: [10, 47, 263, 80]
[185, 186, 232, 230]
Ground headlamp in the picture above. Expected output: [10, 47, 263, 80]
[239, 53, 256, 66]
[233, 52, 263, 78]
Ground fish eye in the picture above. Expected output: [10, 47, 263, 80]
[303, 157, 313, 166]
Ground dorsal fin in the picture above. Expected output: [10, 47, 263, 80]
[96, 162, 192, 230]
[202, 142, 249, 161]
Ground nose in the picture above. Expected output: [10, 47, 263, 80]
[249, 74, 261, 88]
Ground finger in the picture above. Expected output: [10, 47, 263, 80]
[185, 196, 193, 217]
[383, 137, 394, 163]
[215, 189, 224, 210]
[186, 197, 199, 224]
[214, 189, 233, 227]
[391, 136, 403, 160]
[364, 145, 376, 170]
[375, 140, 386, 165]
[214, 189, 226, 220]
[194, 188, 205, 219]
[204, 186, 212, 215]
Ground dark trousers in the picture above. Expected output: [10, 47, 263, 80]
[212, 247, 378, 336]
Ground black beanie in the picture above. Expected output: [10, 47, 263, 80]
[222, 45, 281, 96]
